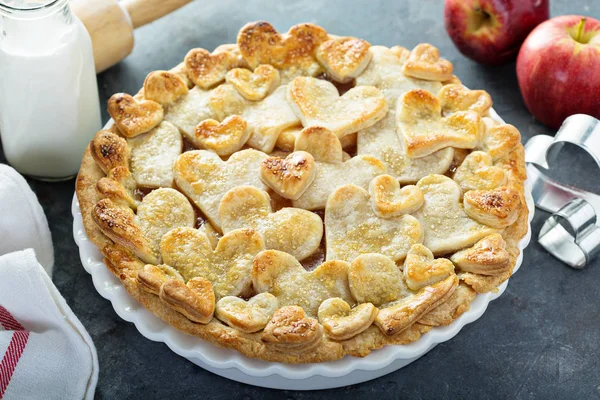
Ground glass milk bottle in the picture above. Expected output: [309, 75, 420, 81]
[0, 0, 101, 180]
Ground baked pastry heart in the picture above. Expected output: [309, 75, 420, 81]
[438, 84, 492, 116]
[412, 174, 497, 254]
[463, 187, 521, 229]
[164, 86, 215, 140]
[173, 149, 268, 231]
[252, 250, 353, 317]
[89, 130, 130, 174]
[287, 76, 388, 137]
[96, 166, 138, 210]
[261, 306, 324, 353]
[143, 70, 189, 106]
[107, 93, 164, 138]
[397, 89, 482, 158]
[292, 127, 386, 210]
[219, 186, 323, 261]
[161, 226, 264, 298]
[92, 188, 195, 264]
[325, 183, 423, 262]
[127, 121, 182, 188]
[159, 277, 215, 324]
[226, 64, 280, 101]
[315, 37, 372, 83]
[450, 233, 511, 275]
[368, 174, 424, 217]
[259, 151, 316, 200]
[348, 253, 409, 306]
[453, 151, 507, 192]
[402, 43, 453, 81]
[237, 21, 328, 76]
[192, 115, 249, 156]
[184, 47, 241, 89]
[478, 117, 521, 161]
[403, 244, 455, 290]
[418, 283, 476, 326]
[137, 264, 184, 295]
[317, 299, 378, 341]
[215, 293, 278, 333]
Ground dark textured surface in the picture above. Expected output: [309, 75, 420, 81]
[1, 1, 600, 399]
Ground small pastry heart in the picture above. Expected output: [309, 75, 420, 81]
[164, 86, 215, 140]
[463, 187, 521, 229]
[161, 226, 265, 299]
[237, 21, 328, 73]
[215, 293, 278, 333]
[418, 283, 476, 326]
[89, 130, 130, 174]
[450, 233, 511, 275]
[226, 64, 280, 101]
[143, 70, 189, 106]
[96, 166, 138, 210]
[402, 43, 453, 81]
[193, 115, 249, 156]
[368, 174, 424, 217]
[397, 88, 482, 158]
[252, 250, 353, 317]
[292, 127, 386, 210]
[438, 84, 492, 116]
[137, 264, 184, 295]
[348, 253, 408, 306]
[127, 121, 183, 188]
[108, 93, 164, 138]
[173, 149, 268, 230]
[375, 274, 458, 336]
[316, 37, 372, 83]
[260, 151, 317, 200]
[159, 277, 215, 324]
[453, 151, 507, 192]
[287, 76, 388, 138]
[317, 298, 378, 341]
[92, 188, 195, 264]
[479, 117, 521, 161]
[403, 244, 455, 291]
[325, 182, 423, 263]
[184, 48, 240, 89]
[261, 306, 324, 353]
[412, 174, 497, 254]
[219, 186, 323, 261]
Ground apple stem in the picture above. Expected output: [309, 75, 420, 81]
[576, 18, 587, 42]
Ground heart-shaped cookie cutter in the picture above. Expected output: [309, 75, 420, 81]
[525, 114, 600, 268]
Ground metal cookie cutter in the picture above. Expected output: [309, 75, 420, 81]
[525, 114, 600, 268]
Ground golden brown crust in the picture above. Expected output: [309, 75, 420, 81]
[259, 151, 316, 200]
[89, 130, 130, 174]
[316, 37, 372, 83]
[107, 93, 164, 138]
[143, 70, 189, 106]
[261, 306, 324, 353]
[403, 43, 453, 81]
[159, 277, 215, 324]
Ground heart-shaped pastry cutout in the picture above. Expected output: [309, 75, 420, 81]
[215, 293, 278, 333]
[159, 277, 215, 324]
[453, 151, 507, 192]
[128, 121, 183, 188]
[438, 84, 492, 116]
[316, 37, 372, 83]
[92, 188, 195, 264]
[403, 244, 455, 291]
[450, 233, 510, 275]
[397, 88, 482, 158]
[137, 264, 184, 295]
[96, 166, 138, 210]
[317, 298, 378, 341]
[164, 86, 215, 141]
[292, 127, 386, 210]
[463, 187, 521, 229]
[287, 77, 388, 138]
[161, 226, 264, 299]
[226, 64, 280, 101]
[479, 117, 521, 161]
[108, 93, 164, 138]
[418, 283, 476, 326]
[219, 186, 323, 261]
[412, 174, 497, 254]
[252, 250, 352, 317]
[261, 306, 324, 353]
[193, 115, 249, 156]
[375, 274, 458, 336]
[237, 21, 328, 73]
[143, 70, 189, 106]
[325, 182, 423, 263]
[402, 43, 453, 81]
[368, 174, 424, 217]
[348, 253, 409, 306]
[173, 149, 268, 231]
[89, 130, 130, 174]
[260, 151, 317, 200]
[184, 48, 240, 89]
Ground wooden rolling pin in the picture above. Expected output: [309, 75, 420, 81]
[71, 0, 193, 73]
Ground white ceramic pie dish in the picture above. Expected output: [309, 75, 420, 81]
[72, 112, 534, 390]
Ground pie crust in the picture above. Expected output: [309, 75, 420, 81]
[76, 21, 528, 363]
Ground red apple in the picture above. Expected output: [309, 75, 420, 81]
[517, 16, 600, 130]
[444, 0, 549, 65]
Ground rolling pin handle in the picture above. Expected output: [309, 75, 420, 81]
[121, 0, 194, 29]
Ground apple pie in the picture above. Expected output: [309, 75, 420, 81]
[76, 21, 528, 363]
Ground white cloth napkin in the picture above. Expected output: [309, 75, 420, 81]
[0, 164, 54, 275]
